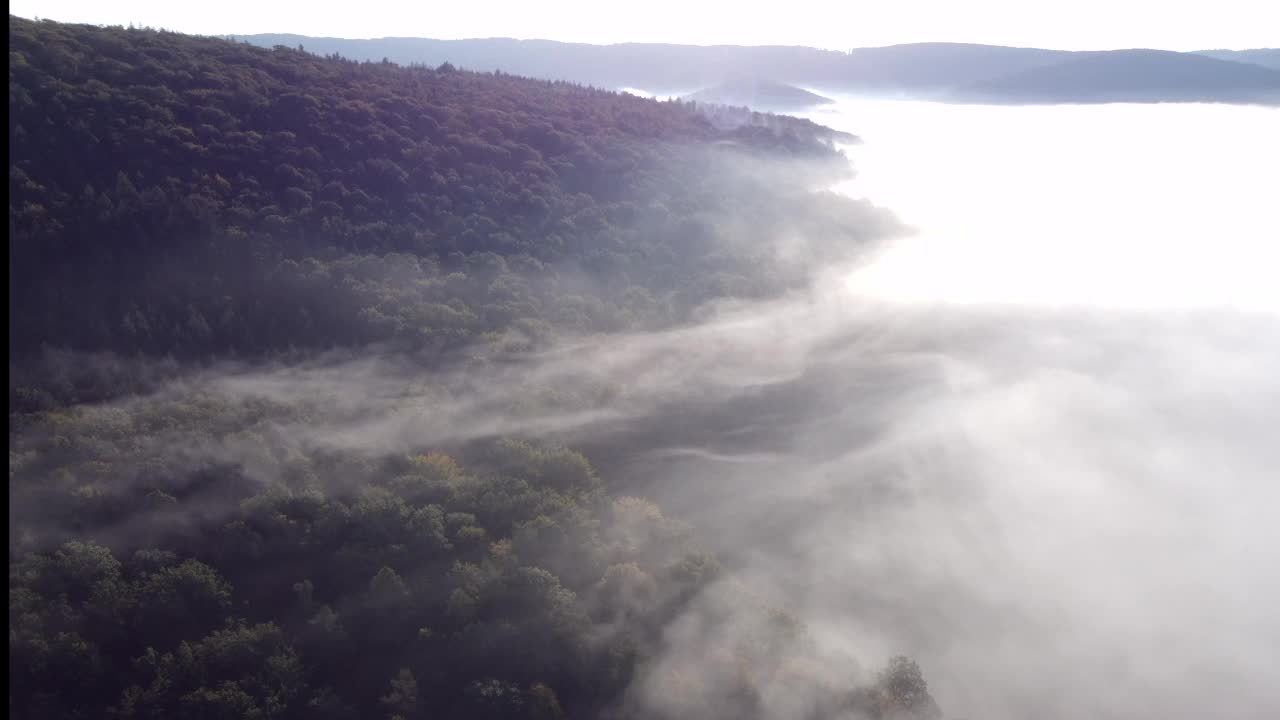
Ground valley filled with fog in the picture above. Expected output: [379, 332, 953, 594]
[610, 99, 1280, 719]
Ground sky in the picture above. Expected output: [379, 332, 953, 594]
[9, 0, 1279, 50]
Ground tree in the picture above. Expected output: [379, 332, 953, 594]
[117, 621, 305, 720]
[31, 540, 122, 602]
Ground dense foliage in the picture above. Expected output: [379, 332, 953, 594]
[10, 15, 876, 375]
[9, 17, 938, 720]
[10, 399, 706, 718]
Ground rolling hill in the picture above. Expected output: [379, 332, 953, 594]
[957, 49, 1280, 104]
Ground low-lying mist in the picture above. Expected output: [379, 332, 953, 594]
[12, 99, 1280, 719]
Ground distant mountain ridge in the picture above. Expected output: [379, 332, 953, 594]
[226, 35, 1280, 106]
[1194, 48, 1280, 71]
[959, 49, 1280, 104]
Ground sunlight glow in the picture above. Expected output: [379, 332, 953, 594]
[813, 101, 1280, 311]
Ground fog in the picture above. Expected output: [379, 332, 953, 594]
[598, 100, 1280, 719]
[626, 100, 1280, 719]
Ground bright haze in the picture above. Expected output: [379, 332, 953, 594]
[9, 0, 1280, 50]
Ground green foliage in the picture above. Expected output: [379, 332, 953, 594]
[9, 434, 684, 718]
[8, 418, 941, 719]
[115, 621, 304, 719]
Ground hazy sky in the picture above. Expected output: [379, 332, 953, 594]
[9, 0, 1278, 50]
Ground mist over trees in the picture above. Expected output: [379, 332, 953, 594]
[8, 16, 934, 720]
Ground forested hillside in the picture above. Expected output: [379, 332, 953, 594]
[9, 15, 872, 385]
[8, 17, 939, 720]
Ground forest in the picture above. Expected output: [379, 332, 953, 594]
[9, 16, 939, 720]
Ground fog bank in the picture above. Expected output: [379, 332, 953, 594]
[614, 99, 1280, 719]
